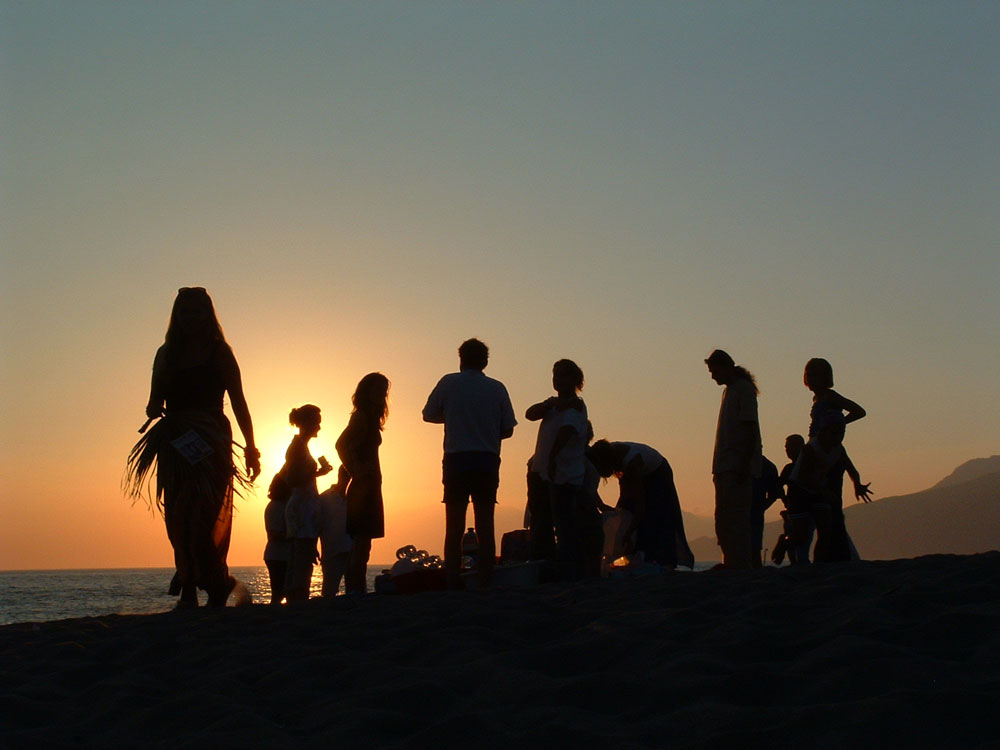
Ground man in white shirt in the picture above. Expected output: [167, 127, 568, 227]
[706, 349, 762, 570]
[423, 338, 517, 588]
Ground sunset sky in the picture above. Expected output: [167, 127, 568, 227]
[2, 2, 997, 570]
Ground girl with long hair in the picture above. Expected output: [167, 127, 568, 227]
[125, 287, 260, 607]
[336, 372, 389, 593]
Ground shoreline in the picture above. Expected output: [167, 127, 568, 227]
[3, 552, 998, 747]
[0, 562, 717, 627]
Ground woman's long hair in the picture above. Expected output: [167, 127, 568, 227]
[163, 287, 227, 362]
[352, 372, 390, 429]
[733, 365, 760, 395]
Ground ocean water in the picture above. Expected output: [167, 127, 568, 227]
[0, 561, 716, 626]
[0, 565, 390, 626]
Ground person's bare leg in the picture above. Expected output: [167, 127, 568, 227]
[444, 501, 467, 589]
[472, 500, 495, 589]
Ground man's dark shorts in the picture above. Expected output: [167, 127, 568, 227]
[442, 451, 500, 505]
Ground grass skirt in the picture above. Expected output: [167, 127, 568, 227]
[125, 410, 250, 601]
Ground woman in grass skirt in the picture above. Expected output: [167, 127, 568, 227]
[126, 287, 261, 607]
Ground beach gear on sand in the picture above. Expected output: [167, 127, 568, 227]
[500, 529, 530, 564]
[375, 546, 447, 594]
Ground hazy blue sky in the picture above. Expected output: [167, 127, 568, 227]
[2, 2, 997, 568]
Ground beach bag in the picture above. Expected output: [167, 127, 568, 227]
[268, 469, 292, 503]
[500, 529, 530, 564]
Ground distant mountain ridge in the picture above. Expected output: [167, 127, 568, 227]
[842, 464, 1000, 559]
[686, 456, 1000, 563]
[933, 455, 1000, 488]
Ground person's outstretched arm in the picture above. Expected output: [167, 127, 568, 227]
[841, 448, 873, 502]
[222, 345, 260, 481]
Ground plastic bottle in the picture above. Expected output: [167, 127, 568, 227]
[461, 527, 479, 569]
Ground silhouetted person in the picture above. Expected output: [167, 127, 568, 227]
[318, 466, 353, 597]
[422, 339, 517, 589]
[126, 287, 260, 608]
[786, 414, 848, 563]
[263, 479, 291, 605]
[777, 434, 806, 496]
[751, 456, 780, 568]
[336, 373, 390, 594]
[578, 445, 612, 577]
[524, 459, 554, 561]
[775, 434, 811, 565]
[283, 405, 332, 601]
[587, 440, 695, 569]
[525, 359, 589, 578]
[804, 358, 872, 561]
[705, 349, 762, 570]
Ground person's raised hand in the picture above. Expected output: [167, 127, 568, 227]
[854, 481, 873, 503]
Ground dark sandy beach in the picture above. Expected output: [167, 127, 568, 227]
[2, 553, 998, 749]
